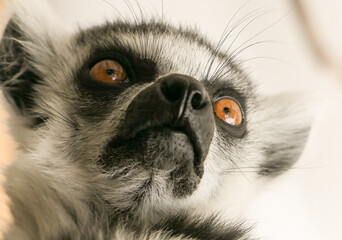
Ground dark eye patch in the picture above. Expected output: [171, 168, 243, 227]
[79, 49, 158, 91]
[74, 49, 159, 123]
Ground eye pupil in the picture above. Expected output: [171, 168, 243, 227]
[106, 69, 115, 75]
[223, 107, 230, 114]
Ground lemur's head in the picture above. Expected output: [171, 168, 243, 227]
[0, 0, 310, 224]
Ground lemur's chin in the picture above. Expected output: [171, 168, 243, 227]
[99, 125, 203, 197]
[139, 127, 202, 197]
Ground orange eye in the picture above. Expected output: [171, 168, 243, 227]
[90, 59, 127, 83]
[213, 97, 243, 126]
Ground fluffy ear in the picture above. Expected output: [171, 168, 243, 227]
[0, 0, 70, 116]
[252, 92, 314, 177]
[0, 19, 39, 115]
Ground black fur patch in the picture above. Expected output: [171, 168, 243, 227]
[153, 213, 250, 240]
[259, 127, 310, 177]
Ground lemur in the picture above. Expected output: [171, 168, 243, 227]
[0, 0, 311, 239]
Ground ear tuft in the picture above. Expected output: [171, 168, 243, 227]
[252, 92, 313, 177]
[0, 20, 40, 114]
[0, 0, 71, 115]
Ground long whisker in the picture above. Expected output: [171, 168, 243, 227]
[206, 8, 275, 81]
[204, 0, 253, 77]
[102, 0, 128, 23]
[230, 10, 292, 61]
[209, 10, 292, 81]
[123, 0, 139, 24]
[214, 140, 252, 183]
[210, 40, 288, 80]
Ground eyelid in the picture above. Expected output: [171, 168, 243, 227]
[212, 96, 242, 109]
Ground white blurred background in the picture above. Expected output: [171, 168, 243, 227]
[1, 0, 342, 239]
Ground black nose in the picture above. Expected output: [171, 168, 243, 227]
[118, 73, 215, 178]
[160, 75, 206, 113]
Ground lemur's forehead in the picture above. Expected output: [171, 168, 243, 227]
[68, 21, 254, 96]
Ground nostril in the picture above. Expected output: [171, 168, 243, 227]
[191, 91, 205, 110]
[160, 79, 185, 103]
[159, 74, 208, 111]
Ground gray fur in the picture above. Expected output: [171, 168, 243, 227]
[0, 0, 311, 239]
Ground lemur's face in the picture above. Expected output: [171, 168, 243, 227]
[0, 1, 310, 223]
[71, 23, 251, 203]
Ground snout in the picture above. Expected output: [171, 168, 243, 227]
[120, 73, 215, 177]
[101, 74, 215, 197]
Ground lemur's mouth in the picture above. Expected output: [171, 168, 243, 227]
[136, 126, 202, 174]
